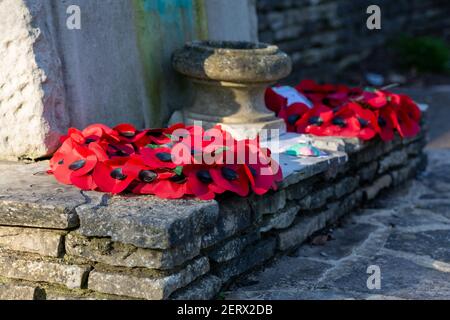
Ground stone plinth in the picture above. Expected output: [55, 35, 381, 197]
[172, 41, 291, 139]
[0, 119, 428, 299]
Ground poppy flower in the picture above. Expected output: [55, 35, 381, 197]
[141, 146, 177, 169]
[93, 158, 137, 194]
[363, 89, 388, 108]
[278, 103, 310, 132]
[295, 105, 334, 134]
[317, 105, 361, 138]
[210, 165, 249, 197]
[375, 106, 397, 141]
[265, 86, 287, 114]
[52, 145, 97, 185]
[347, 102, 379, 140]
[183, 165, 225, 200]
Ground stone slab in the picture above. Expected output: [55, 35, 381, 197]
[0, 282, 43, 300]
[0, 161, 84, 229]
[260, 202, 300, 232]
[66, 233, 201, 270]
[77, 195, 219, 250]
[0, 226, 64, 257]
[88, 257, 209, 300]
[208, 232, 260, 264]
[170, 275, 222, 300]
[0, 252, 90, 289]
[213, 238, 276, 283]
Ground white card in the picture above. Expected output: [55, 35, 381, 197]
[272, 86, 314, 109]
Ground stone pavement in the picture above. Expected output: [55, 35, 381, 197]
[226, 86, 450, 300]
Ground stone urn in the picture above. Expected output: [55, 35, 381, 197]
[172, 41, 292, 139]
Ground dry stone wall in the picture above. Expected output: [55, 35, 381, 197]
[0, 115, 428, 299]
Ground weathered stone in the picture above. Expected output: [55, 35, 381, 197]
[213, 238, 276, 283]
[298, 185, 334, 210]
[249, 190, 286, 216]
[0, 161, 85, 229]
[0, 226, 64, 257]
[334, 176, 360, 199]
[307, 135, 367, 154]
[0, 252, 90, 289]
[66, 233, 201, 270]
[0, 282, 43, 300]
[208, 232, 260, 263]
[277, 150, 347, 188]
[88, 257, 209, 300]
[359, 161, 378, 183]
[277, 204, 338, 251]
[260, 203, 300, 232]
[385, 230, 450, 263]
[170, 275, 222, 300]
[285, 176, 316, 200]
[353, 142, 385, 166]
[363, 175, 392, 201]
[77, 195, 219, 250]
[0, 0, 69, 160]
[378, 150, 408, 174]
[201, 197, 253, 249]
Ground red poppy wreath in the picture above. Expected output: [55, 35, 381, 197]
[266, 80, 422, 141]
[49, 123, 283, 200]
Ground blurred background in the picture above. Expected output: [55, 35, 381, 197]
[256, 0, 450, 148]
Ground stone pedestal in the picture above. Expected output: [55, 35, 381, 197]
[172, 41, 291, 139]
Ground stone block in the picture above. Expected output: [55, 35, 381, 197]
[249, 190, 286, 216]
[298, 185, 334, 210]
[170, 275, 222, 300]
[0, 161, 85, 229]
[0, 282, 43, 300]
[66, 233, 201, 270]
[334, 176, 360, 199]
[378, 150, 408, 174]
[260, 202, 300, 232]
[0, 226, 64, 257]
[201, 197, 253, 249]
[213, 238, 276, 283]
[0, 252, 90, 289]
[77, 195, 219, 250]
[359, 162, 378, 184]
[208, 232, 260, 263]
[285, 176, 317, 200]
[363, 175, 392, 201]
[88, 257, 209, 300]
[277, 204, 338, 251]
[307, 135, 367, 154]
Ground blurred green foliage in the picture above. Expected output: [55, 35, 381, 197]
[393, 36, 450, 73]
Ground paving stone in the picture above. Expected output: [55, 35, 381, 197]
[66, 233, 201, 270]
[0, 282, 43, 300]
[296, 223, 377, 261]
[418, 201, 450, 219]
[230, 258, 332, 294]
[226, 288, 356, 300]
[260, 203, 300, 232]
[201, 197, 253, 249]
[319, 254, 450, 299]
[0, 161, 84, 229]
[378, 150, 408, 174]
[77, 195, 219, 250]
[0, 252, 90, 289]
[385, 230, 450, 263]
[208, 232, 260, 263]
[170, 275, 222, 300]
[306, 135, 367, 154]
[0, 226, 64, 257]
[213, 238, 277, 283]
[88, 256, 209, 300]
